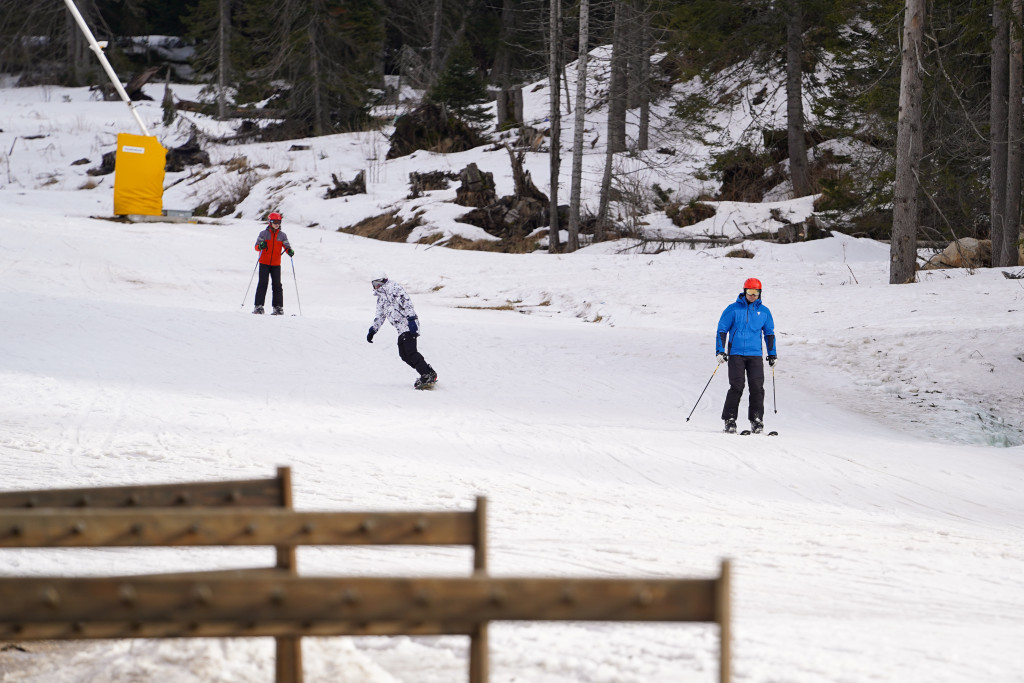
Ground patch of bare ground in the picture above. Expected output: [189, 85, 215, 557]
[339, 211, 423, 242]
[444, 233, 542, 253]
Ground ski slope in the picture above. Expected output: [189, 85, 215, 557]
[1, 188, 1023, 682]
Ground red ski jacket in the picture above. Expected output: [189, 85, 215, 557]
[255, 227, 292, 266]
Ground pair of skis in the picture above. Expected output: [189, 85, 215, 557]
[725, 424, 778, 436]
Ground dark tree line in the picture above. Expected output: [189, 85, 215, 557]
[1, 0, 1022, 269]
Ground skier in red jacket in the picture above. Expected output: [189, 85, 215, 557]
[253, 212, 294, 315]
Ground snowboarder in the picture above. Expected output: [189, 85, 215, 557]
[715, 277, 777, 433]
[366, 274, 437, 389]
[253, 212, 294, 315]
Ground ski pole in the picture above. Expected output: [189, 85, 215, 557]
[686, 363, 720, 422]
[772, 364, 777, 413]
[241, 257, 260, 309]
[290, 256, 303, 316]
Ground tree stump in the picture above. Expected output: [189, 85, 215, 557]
[454, 163, 496, 207]
[326, 170, 366, 198]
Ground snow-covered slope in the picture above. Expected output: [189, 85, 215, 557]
[1, 78, 1023, 682]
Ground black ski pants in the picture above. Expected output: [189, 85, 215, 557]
[255, 264, 283, 308]
[397, 332, 432, 375]
[722, 355, 765, 422]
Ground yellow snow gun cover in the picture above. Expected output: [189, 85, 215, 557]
[113, 133, 166, 216]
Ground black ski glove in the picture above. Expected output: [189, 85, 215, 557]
[366, 328, 375, 343]
[767, 355, 777, 367]
[287, 248, 294, 257]
[258, 240, 267, 250]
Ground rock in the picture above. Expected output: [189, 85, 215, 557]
[776, 215, 827, 243]
[165, 135, 210, 172]
[921, 237, 992, 269]
[87, 151, 116, 176]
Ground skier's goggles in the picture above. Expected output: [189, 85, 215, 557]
[268, 219, 281, 226]
[745, 288, 761, 296]
[372, 278, 387, 289]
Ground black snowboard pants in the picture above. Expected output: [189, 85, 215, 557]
[255, 264, 283, 308]
[722, 354, 765, 422]
[397, 332, 432, 375]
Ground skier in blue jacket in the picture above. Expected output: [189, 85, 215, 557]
[715, 277, 777, 433]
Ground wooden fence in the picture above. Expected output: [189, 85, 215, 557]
[0, 469, 729, 682]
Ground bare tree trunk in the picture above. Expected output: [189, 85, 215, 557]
[786, 0, 812, 197]
[547, 0, 561, 252]
[430, 0, 444, 80]
[626, 1, 641, 111]
[567, 0, 590, 252]
[1005, 0, 1023, 266]
[636, 6, 651, 152]
[596, 143, 613, 242]
[562, 61, 573, 115]
[217, 0, 229, 121]
[607, 1, 627, 153]
[67, 13, 89, 86]
[308, 22, 324, 137]
[66, 1, 103, 86]
[496, 92, 509, 129]
[493, 0, 516, 130]
[890, 0, 925, 284]
[991, 0, 1009, 258]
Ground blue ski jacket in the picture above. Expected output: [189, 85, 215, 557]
[716, 293, 777, 357]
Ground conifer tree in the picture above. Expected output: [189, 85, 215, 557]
[242, 0, 386, 136]
[427, 40, 492, 129]
[823, 0, 994, 244]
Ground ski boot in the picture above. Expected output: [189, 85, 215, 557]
[272, 306, 285, 315]
[751, 418, 764, 434]
[724, 418, 737, 434]
[253, 305, 265, 314]
[414, 369, 438, 389]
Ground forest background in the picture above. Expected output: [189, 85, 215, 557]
[2, 0, 1024, 278]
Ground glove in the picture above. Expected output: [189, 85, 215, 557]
[287, 248, 294, 257]
[366, 328, 375, 343]
[407, 316, 418, 334]
[716, 352, 728, 364]
[258, 240, 267, 250]
[767, 355, 777, 367]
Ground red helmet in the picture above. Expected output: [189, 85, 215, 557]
[267, 212, 282, 223]
[743, 278, 762, 290]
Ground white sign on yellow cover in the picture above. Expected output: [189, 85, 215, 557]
[113, 133, 166, 216]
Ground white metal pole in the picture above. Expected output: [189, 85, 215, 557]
[62, 0, 150, 137]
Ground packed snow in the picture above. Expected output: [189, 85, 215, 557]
[1, 65, 1023, 683]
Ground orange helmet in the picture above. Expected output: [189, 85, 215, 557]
[743, 278, 762, 290]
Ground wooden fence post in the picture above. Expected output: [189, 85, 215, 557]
[717, 559, 732, 683]
[275, 466, 302, 683]
[469, 496, 489, 683]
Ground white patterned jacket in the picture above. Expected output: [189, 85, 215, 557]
[370, 280, 421, 336]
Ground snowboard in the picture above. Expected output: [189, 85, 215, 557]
[414, 379, 437, 390]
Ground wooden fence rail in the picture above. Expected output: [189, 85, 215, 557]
[0, 508, 479, 547]
[0, 472, 290, 509]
